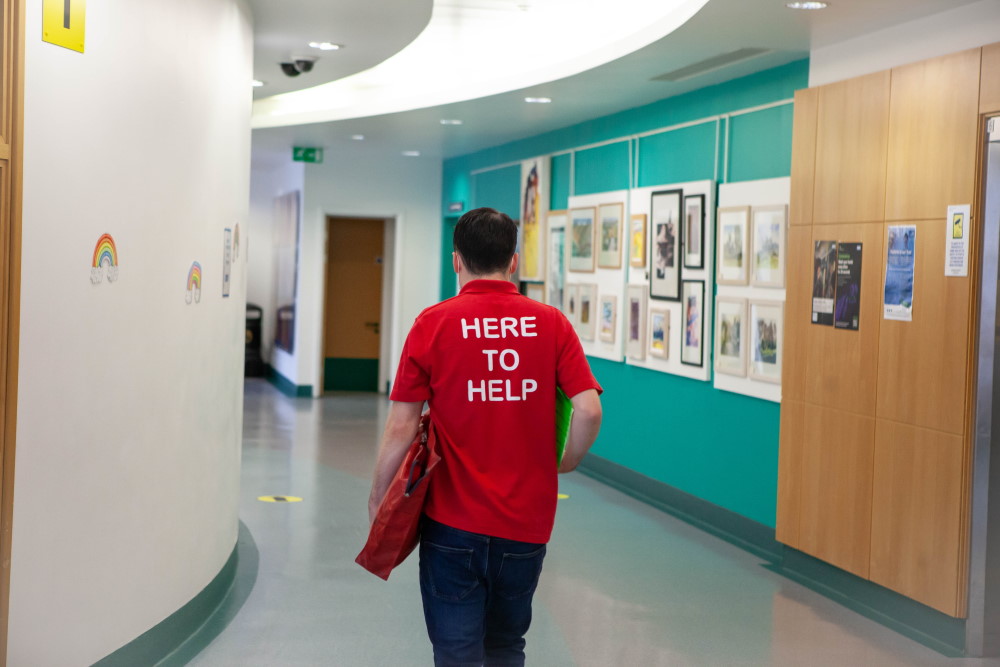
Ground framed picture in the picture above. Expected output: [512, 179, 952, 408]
[597, 203, 624, 269]
[546, 213, 567, 308]
[569, 207, 596, 272]
[524, 282, 545, 303]
[714, 297, 747, 377]
[650, 189, 682, 300]
[629, 214, 647, 268]
[576, 283, 597, 341]
[683, 194, 705, 270]
[751, 205, 787, 288]
[626, 285, 647, 360]
[716, 206, 750, 285]
[749, 300, 783, 384]
[598, 295, 617, 343]
[519, 158, 549, 281]
[565, 283, 580, 326]
[681, 280, 705, 367]
[649, 308, 669, 359]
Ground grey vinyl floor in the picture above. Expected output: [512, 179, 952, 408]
[187, 379, 1000, 666]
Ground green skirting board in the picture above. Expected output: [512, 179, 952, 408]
[324, 357, 378, 392]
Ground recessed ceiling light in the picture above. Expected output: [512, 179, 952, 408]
[785, 1, 828, 8]
[351, 134, 365, 141]
[252, 80, 265, 87]
[440, 119, 463, 125]
[402, 151, 421, 157]
[524, 97, 552, 104]
[308, 41, 342, 51]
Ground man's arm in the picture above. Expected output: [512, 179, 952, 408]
[368, 400, 424, 524]
[558, 389, 602, 473]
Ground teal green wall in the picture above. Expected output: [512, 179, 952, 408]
[440, 59, 808, 527]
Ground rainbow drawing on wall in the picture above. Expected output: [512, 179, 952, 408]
[90, 233, 119, 284]
[186, 261, 202, 304]
[233, 223, 240, 259]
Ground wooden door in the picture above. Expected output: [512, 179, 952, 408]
[323, 217, 383, 392]
[0, 0, 23, 656]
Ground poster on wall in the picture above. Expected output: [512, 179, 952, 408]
[945, 204, 970, 277]
[569, 208, 596, 272]
[650, 189, 682, 300]
[546, 213, 566, 308]
[91, 233, 120, 285]
[519, 157, 550, 281]
[681, 280, 704, 367]
[811, 240, 837, 326]
[835, 243, 863, 330]
[223, 228, 232, 298]
[884, 225, 916, 321]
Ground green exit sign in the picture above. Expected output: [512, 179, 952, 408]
[293, 147, 324, 163]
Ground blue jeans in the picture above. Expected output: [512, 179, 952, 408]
[419, 517, 547, 667]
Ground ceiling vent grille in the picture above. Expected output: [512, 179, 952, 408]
[652, 48, 772, 82]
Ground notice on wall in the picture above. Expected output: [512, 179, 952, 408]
[945, 204, 970, 277]
[812, 240, 837, 326]
[884, 225, 916, 321]
[835, 243, 862, 331]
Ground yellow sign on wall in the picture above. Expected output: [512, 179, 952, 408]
[43, 0, 86, 53]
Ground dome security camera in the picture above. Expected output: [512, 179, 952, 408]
[295, 58, 315, 73]
[280, 62, 301, 77]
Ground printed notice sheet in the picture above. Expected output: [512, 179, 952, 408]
[812, 240, 837, 326]
[884, 225, 916, 321]
[945, 204, 970, 277]
[835, 243, 862, 330]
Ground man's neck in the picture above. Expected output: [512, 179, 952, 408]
[459, 272, 510, 288]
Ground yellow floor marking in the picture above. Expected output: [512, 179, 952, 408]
[258, 495, 303, 503]
[557, 494, 570, 500]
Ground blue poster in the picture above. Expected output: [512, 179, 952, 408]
[883, 225, 916, 321]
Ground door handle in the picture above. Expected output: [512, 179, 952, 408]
[365, 321, 380, 335]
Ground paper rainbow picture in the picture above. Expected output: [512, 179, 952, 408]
[186, 261, 202, 304]
[91, 233, 119, 284]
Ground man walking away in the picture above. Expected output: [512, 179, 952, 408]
[368, 207, 603, 666]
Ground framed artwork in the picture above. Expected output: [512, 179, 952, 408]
[274, 190, 300, 352]
[683, 194, 705, 269]
[649, 308, 669, 359]
[597, 203, 624, 269]
[599, 295, 617, 343]
[546, 214, 567, 308]
[524, 282, 545, 303]
[626, 285, 647, 360]
[681, 280, 705, 367]
[569, 207, 596, 272]
[519, 157, 549, 281]
[714, 297, 747, 377]
[565, 283, 580, 326]
[716, 206, 750, 286]
[650, 189, 682, 300]
[751, 205, 787, 288]
[629, 214, 647, 268]
[576, 283, 597, 341]
[749, 300, 783, 384]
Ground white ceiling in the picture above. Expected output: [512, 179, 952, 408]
[249, 0, 984, 168]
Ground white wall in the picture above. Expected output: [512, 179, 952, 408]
[9, 0, 252, 664]
[268, 148, 442, 395]
[248, 161, 304, 379]
[810, 0, 1000, 87]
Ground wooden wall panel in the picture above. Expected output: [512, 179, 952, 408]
[981, 42, 1000, 114]
[780, 226, 811, 400]
[870, 420, 965, 616]
[789, 87, 818, 226]
[775, 400, 805, 547]
[814, 72, 890, 225]
[797, 404, 875, 578]
[885, 48, 981, 221]
[876, 219, 970, 434]
[800, 224, 883, 416]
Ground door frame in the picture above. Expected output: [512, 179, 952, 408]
[1, 0, 25, 658]
[318, 214, 396, 394]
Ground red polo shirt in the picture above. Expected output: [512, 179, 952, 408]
[390, 279, 601, 543]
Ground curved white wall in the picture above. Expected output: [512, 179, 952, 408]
[9, 0, 253, 664]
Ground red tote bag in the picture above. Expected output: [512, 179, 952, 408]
[356, 413, 440, 580]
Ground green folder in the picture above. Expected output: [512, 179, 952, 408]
[556, 388, 573, 466]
